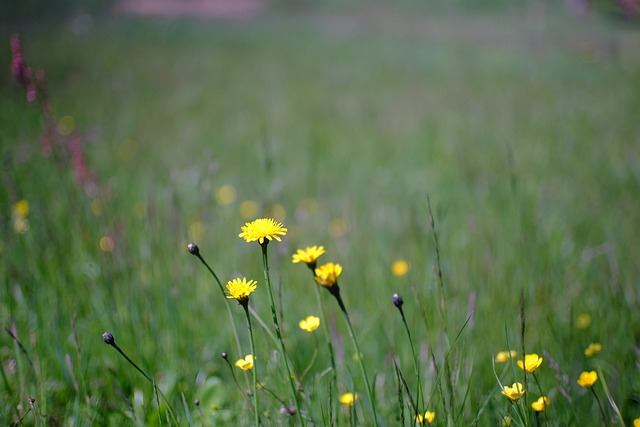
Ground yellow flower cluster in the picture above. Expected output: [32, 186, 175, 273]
[415, 410, 436, 424]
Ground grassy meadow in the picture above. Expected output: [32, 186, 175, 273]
[1, 1, 640, 425]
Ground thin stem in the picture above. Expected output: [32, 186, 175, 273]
[243, 305, 260, 427]
[330, 287, 379, 427]
[192, 250, 244, 360]
[261, 244, 305, 425]
[590, 388, 607, 425]
[398, 305, 423, 414]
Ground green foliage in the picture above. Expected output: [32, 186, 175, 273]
[1, 2, 639, 425]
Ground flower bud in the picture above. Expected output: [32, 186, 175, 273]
[187, 243, 200, 255]
[102, 331, 115, 345]
[392, 293, 403, 308]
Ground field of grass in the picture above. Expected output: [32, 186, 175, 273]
[1, 1, 640, 425]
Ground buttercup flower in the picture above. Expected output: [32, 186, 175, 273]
[577, 371, 598, 388]
[584, 342, 602, 357]
[517, 353, 543, 373]
[299, 315, 320, 332]
[531, 396, 551, 412]
[415, 410, 436, 424]
[391, 259, 410, 277]
[226, 277, 257, 306]
[495, 350, 517, 363]
[314, 262, 342, 288]
[501, 383, 526, 401]
[633, 418, 640, 427]
[292, 246, 325, 267]
[235, 354, 254, 371]
[339, 392, 358, 407]
[238, 218, 287, 244]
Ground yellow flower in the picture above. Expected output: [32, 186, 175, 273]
[339, 392, 358, 407]
[584, 342, 602, 357]
[391, 259, 410, 277]
[576, 313, 592, 329]
[517, 353, 543, 373]
[292, 246, 325, 267]
[239, 200, 259, 219]
[12, 200, 29, 217]
[495, 350, 517, 363]
[216, 184, 236, 205]
[502, 416, 512, 426]
[314, 262, 343, 288]
[531, 396, 550, 412]
[577, 371, 598, 388]
[238, 218, 287, 244]
[235, 354, 254, 371]
[299, 315, 320, 332]
[501, 383, 525, 401]
[633, 418, 640, 427]
[415, 411, 436, 424]
[226, 277, 257, 305]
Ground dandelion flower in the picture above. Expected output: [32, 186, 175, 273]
[495, 350, 517, 363]
[235, 354, 254, 371]
[339, 392, 358, 407]
[531, 396, 551, 412]
[415, 411, 436, 424]
[314, 262, 342, 289]
[299, 315, 320, 332]
[576, 313, 592, 329]
[292, 246, 325, 267]
[577, 371, 598, 388]
[584, 342, 602, 357]
[501, 382, 525, 401]
[226, 277, 257, 306]
[238, 218, 287, 244]
[517, 353, 543, 373]
[391, 259, 410, 277]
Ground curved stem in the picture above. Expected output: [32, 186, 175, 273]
[244, 306, 260, 426]
[261, 244, 305, 425]
[330, 288, 379, 427]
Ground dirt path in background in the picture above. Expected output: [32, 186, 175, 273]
[111, 0, 264, 20]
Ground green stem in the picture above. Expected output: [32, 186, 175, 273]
[399, 306, 423, 414]
[243, 305, 260, 427]
[261, 244, 305, 425]
[590, 387, 607, 426]
[330, 287, 379, 427]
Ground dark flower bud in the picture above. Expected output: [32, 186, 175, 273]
[102, 331, 115, 345]
[194, 399, 200, 406]
[392, 293, 403, 308]
[221, 352, 228, 360]
[187, 243, 200, 255]
[28, 397, 36, 405]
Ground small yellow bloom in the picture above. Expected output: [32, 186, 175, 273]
[577, 371, 598, 388]
[339, 392, 358, 407]
[633, 418, 640, 427]
[216, 184, 236, 205]
[502, 416, 512, 426]
[226, 277, 257, 305]
[292, 245, 326, 267]
[12, 200, 29, 217]
[314, 262, 342, 288]
[235, 354, 254, 371]
[531, 396, 550, 412]
[391, 259, 410, 277]
[239, 200, 259, 219]
[517, 353, 543, 373]
[299, 315, 320, 332]
[238, 218, 287, 244]
[415, 410, 436, 424]
[501, 382, 525, 401]
[584, 342, 602, 357]
[576, 313, 592, 329]
[495, 350, 517, 363]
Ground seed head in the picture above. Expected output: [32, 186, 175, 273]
[102, 331, 115, 345]
[187, 242, 200, 256]
[392, 293, 404, 308]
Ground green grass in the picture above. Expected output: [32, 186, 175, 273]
[1, 2, 640, 425]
